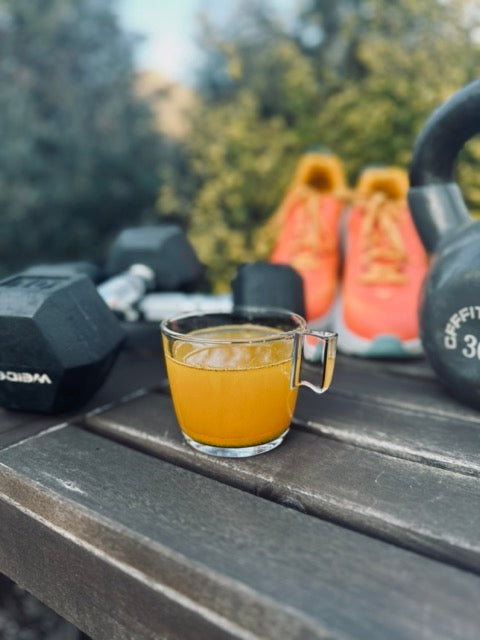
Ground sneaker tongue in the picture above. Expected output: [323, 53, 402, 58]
[360, 193, 407, 284]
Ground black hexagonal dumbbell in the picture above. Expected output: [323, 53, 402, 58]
[232, 262, 306, 317]
[0, 271, 125, 413]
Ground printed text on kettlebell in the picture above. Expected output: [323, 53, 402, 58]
[444, 307, 480, 352]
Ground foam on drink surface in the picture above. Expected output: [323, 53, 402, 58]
[173, 324, 291, 370]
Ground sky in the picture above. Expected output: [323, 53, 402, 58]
[116, 0, 298, 85]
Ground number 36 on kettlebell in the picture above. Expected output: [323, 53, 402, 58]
[409, 79, 480, 409]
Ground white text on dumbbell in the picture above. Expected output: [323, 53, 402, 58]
[0, 371, 52, 384]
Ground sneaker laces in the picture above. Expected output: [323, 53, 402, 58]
[275, 184, 343, 269]
[357, 192, 407, 284]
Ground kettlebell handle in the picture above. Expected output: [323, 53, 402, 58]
[408, 79, 480, 252]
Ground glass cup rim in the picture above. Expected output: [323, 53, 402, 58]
[160, 305, 307, 344]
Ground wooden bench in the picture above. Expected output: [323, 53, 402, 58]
[0, 324, 480, 639]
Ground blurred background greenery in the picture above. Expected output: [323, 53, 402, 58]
[0, 0, 479, 292]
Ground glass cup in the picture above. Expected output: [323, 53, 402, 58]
[161, 307, 337, 458]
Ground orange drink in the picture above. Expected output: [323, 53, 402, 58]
[161, 308, 337, 458]
[164, 325, 297, 448]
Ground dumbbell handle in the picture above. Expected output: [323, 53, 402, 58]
[97, 264, 155, 322]
[139, 292, 233, 321]
[98, 264, 231, 323]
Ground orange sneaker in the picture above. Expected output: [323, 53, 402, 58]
[269, 151, 346, 327]
[335, 166, 428, 357]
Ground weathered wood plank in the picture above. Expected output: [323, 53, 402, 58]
[1, 426, 480, 640]
[0, 415, 62, 453]
[295, 357, 480, 476]
[331, 353, 436, 379]
[84, 391, 480, 574]
[306, 354, 474, 420]
[294, 386, 480, 476]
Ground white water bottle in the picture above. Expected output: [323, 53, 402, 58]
[97, 264, 155, 321]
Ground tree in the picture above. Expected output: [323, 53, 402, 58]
[158, 0, 480, 291]
[299, 0, 480, 177]
[158, 1, 319, 290]
[0, 0, 161, 274]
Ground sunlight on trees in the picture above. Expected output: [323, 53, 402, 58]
[157, 0, 480, 291]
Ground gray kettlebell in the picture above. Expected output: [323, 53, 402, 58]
[408, 79, 480, 408]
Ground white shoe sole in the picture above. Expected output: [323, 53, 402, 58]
[333, 295, 423, 358]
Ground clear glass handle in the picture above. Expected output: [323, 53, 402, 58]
[291, 330, 338, 394]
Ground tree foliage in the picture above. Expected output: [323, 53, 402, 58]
[0, 0, 161, 273]
[158, 0, 480, 291]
